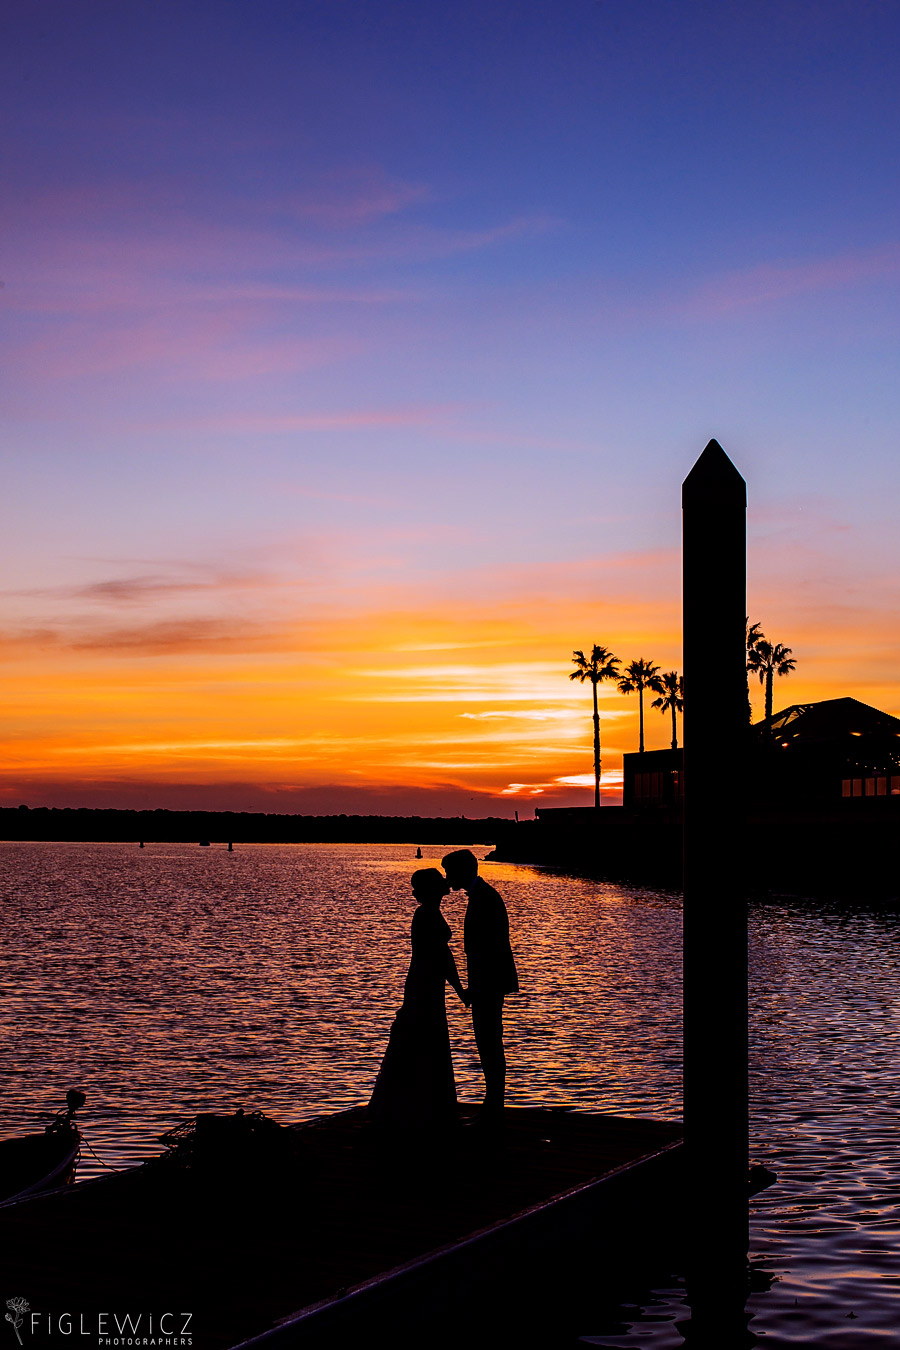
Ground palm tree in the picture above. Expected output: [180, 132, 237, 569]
[617, 658, 665, 753]
[747, 638, 797, 725]
[651, 671, 684, 750]
[746, 619, 765, 724]
[569, 645, 621, 807]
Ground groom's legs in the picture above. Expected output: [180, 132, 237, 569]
[471, 994, 506, 1113]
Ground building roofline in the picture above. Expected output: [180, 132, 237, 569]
[754, 696, 900, 734]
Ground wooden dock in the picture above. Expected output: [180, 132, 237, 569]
[0, 1107, 683, 1349]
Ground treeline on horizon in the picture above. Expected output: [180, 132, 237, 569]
[0, 805, 513, 844]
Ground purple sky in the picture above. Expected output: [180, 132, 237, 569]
[2, 1, 899, 812]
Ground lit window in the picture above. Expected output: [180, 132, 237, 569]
[877, 777, 887, 796]
[891, 776, 900, 796]
[865, 778, 877, 796]
[842, 779, 852, 797]
[853, 779, 863, 796]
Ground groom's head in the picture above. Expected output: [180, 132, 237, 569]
[442, 849, 478, 891]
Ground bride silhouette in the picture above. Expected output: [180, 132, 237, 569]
[369, 868, 468, 1127]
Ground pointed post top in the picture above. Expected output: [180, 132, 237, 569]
[682, 438, 746, 508]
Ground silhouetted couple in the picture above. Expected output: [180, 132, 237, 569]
[369, 850, 518, 1130]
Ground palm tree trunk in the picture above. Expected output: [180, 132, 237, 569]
[671, 700, 678, 750]
[765, 667, 774, 724]
[592, 680, 601, 808]
[638, 687, 645, 753]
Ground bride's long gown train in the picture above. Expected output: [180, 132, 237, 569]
[369, 904, 458, 1125]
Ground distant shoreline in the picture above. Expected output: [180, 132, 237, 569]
[0, 805, 508, 844]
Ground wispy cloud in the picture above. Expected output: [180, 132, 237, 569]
[0, 615, 292, 659]
[0, 540, 686, 669]
[363, 662, 633, 705]
[2, 275, 422, 316]
[554, 771, 624, 788]
[678, 241, 900, 319]
[5, 170, 555, 298]
[167, 404, 459, 434]
[279, 167, 432, 227]
[3, 195, 557, 392]
[48, 735, 342, 758]
[76, 571, 272, 605]
[500, 770, 624, 797]
[3, 565, 278, 606]
[392, 638, 521, 653]
[189, 282, 421, 306]
[8, 309, 355, 382]
[69, 617, 271, 654]
[459, 709, 583, 722]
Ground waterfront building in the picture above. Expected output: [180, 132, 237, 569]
[621, 697, 900, 810]
[508, 697, 900, 891]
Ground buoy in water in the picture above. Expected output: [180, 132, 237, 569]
[139, 841, 144, 849]
[415, 846, 422, 859]
[228, 841, 233, 851]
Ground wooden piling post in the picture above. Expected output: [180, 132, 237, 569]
[682, 440, 749, 1312]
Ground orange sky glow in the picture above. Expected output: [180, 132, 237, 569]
[3, 535, 897, 814]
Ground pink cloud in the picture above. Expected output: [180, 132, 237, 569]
[680, 241, 900, 318]
[3, 279, 420, 315]
[429, 425, 597, 454]
[190, 282, 420, 305]
[280, 167, 432, 226]
[0, 614, 298, 658]
[4, 569, 275, 606]
[68, 617, 272, 654]
[7, 309, 354, 381]
[404, 214, 558, 258]
[4, 169, 555, 293]
[167, 404, 461, 434]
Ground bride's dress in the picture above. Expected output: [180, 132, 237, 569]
[368, 905, 458, 1125]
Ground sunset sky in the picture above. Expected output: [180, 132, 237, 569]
[3, 0, 899, 814]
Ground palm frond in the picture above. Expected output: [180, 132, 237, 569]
[570, 644, 620, 684]
[651, 670, 684, 713]
[746, 619, 765, 651]
[617, 657, 663, 695]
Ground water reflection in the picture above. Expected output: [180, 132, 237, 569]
[0, 842, 685, 1176]
[2, 844, 899, 1345]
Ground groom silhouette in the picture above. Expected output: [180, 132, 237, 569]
[442, 849, 518, 1120]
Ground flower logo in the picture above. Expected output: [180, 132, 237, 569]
[5, 1300, 28, 1346]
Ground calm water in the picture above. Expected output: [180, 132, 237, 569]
[2, 841, 898, 1347]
